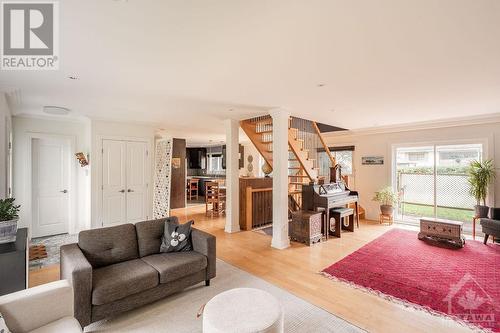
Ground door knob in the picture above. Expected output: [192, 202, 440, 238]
[127, 189, 134, 193]
[119, 189, 125, 193]
[60, 190, 68, 193]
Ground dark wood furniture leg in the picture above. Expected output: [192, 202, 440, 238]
[355, 202, 360, 228]
[325, 209, 330, 240]
[484, 234, 489, 244]
[341, 214, 355, 232]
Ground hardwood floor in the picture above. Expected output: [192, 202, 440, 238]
[29, 206, 471, 333]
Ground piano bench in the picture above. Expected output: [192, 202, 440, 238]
[330, 208, 355, 237]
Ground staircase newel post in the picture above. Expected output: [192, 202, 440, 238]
[270, 109, 291, 249]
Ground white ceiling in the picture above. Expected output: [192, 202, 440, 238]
[2, 0, 500, 143]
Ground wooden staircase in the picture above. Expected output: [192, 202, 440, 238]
[240, 115, 329, 213]
[241, 114, 367, 222]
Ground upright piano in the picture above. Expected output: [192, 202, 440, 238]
[302, 182, 359, 238]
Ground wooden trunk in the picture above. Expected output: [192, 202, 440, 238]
[290, 211, 323, 246]
[418, 218, 465, 248]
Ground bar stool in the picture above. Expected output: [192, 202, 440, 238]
[186, 178, 199, 200]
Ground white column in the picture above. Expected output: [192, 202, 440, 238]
[270, 109, 290, 249]
[224, 119, 240, 233]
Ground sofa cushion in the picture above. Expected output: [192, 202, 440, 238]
[135, 217, 179, 257]
[29, 317, 82, 333]
[92, 259, 159, 305]
[480, 218, 500, 232]
[141, 252, 207, 284]
[79, 224, 139, 268]
[160, 220, 194, 253]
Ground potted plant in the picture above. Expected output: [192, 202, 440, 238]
[373, 186, 399, 215]
[467, 159, 496, 218]
[0, 198, 20, 244]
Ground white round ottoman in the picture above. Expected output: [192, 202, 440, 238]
[203, 288, 284, 333]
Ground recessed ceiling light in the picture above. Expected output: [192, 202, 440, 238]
[68, 75, 78, 80]
[317, 83, 325, 87]
[43, 106, 71, 115]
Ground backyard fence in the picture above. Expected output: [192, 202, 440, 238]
[397, 172, 476, 210]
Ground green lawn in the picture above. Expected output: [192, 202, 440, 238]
[400, 203, 474, 222]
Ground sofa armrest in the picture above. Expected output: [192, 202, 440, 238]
[0, 280, 76, 332]
[60, 243, 93, 327]
[191, 228, 216, 280]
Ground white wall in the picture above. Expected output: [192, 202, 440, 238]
[90, 119, 156, 228]
[12, 116, 91, 235]
[0, 94, 11, 199]
[325, 120, 500, 220]
[239, 141, 264, 178]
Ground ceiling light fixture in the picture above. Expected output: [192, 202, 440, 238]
[43, 106, 71, 116]
[68, 75, 78, 80]
[317, 83, 325, 87]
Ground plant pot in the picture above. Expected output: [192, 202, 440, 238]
[474, 205, 490, 218]
[380, 205, 394, 215]
[490, 207, 500, 220]
[0, 219, 18, 244]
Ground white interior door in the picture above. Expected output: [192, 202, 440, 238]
[32, 137, 70, 237]
[126, 141, 149, 223]
[102, 140, 127, 226]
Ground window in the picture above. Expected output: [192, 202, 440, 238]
[408, 152, 427, 162]
[394, 143, 483, 229]
[318, 147, 354, 179]
[207, 154, 223, 172]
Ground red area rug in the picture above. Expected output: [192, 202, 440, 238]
[322, 229, 500, 332]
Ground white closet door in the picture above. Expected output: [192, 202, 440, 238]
[32, 137, 70, 237]
[102, 140, 127, 226]
[126, 141, 149, 223]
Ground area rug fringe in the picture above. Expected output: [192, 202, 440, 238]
[318, 271, 491, 333]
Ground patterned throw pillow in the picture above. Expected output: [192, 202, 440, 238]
[0, 313, 11, 333]
[160, 220, 193, 253]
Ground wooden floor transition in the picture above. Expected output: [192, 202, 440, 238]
[29, 206, 472, 333]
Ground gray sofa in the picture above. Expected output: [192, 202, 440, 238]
[480, 218, 500, 244]
[60, 217, 216, 327]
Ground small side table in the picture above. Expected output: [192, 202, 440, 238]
[380, 213, 393, 225]
[472, 216, 480, 240]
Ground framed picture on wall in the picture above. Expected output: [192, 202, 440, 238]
[362, 156, 384, 165]
[172, 157, 181, 169]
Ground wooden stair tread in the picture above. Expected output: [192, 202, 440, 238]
[257, 130, 273, 134]
[289, 182, 308, 185]
[255, 119, 272, 125]
[288, 190, 302, 195]
[288, 167, 302, 169]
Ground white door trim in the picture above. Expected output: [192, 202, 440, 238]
[95, 135, 153, 228]
[26, 132, 77, 237]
